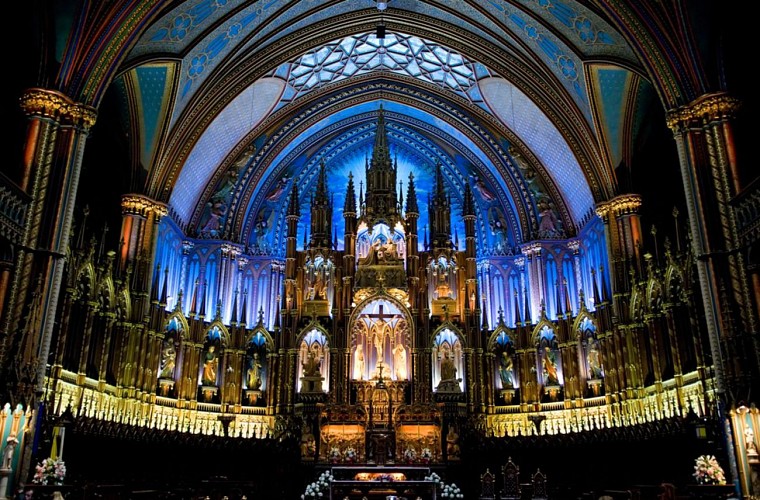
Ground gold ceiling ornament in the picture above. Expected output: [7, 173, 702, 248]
[666, 92, 741, 131]
[19, 87, 97, 129]
[121, 194, 169, 218]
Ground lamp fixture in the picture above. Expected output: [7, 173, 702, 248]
[376, 0, 389, 11]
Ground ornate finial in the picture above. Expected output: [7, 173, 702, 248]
[258, 306, 264, 325]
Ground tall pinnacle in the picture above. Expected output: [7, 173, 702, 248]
[463, 182, 475, 216]
[287, 178, 300, 216]
[362, 104, 400, 228]
[405, 172, 419, 214]
[345, 172, 357, 213]
[371, 104, 391, 167]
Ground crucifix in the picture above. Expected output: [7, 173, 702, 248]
[366, 304, 397, 371]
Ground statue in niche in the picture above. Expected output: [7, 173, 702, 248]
[159, 339, 176, 379]
[303, 349, 321, 377]
[301, 424, 316, 459]
[587, 339, 603, 379]
[393, 342, 407, 380]
[489, 207, 509, 253]
[542, 346, 559, 386]
[353, 343, 366, 380]
[446, 426, 461, 459]
[305, 257, 330, 301]
[202, 345, 219, 386]
[498, 351, 514, 388]
[247, 352, 263, 390]
[441, 350, 458, 382]
[432, 256, 453, 299]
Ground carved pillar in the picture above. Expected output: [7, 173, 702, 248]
[666, 92, 759, 405]
[0, 89, 96, 404]
[120, 195, 168, 321]
[595, 195, 642, 318]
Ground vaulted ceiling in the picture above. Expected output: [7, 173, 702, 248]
[101, 0, 669, 253]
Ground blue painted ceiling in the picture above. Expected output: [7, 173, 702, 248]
[117, 0, 654, 255]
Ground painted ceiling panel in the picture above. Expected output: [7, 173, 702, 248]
[170, 77, 285, 223]
[479, 76, 593, 220]
[589, 65, 631, 170]
[134, 64, 176, 170]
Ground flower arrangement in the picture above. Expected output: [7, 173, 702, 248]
[32, 457, 66, 485]
[441, 482, 464, 498]
[403, 447, 417, 463]
[693, 455, 726, 485]
[301, 470, 333, 499]
[424, 472, 441, 483]
[420, 447, 433, 462]
[329, 446, 341, 463]
[344, 447, 357, 463]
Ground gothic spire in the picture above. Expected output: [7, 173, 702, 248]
[463, 181, 475, 216]
[361, 104, 401, 228]
[371, 104, 391, 166]
[406, 172, 418, 214]
[287, 178, 300, 216]
[345, 172, 357, 213]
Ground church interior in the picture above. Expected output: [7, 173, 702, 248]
[1, 1, 758, 499]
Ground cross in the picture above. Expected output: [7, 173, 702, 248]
[365, 304, 395, 323]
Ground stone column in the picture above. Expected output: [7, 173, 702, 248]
[666, 92, 759, 403]
[595, 194, 643, 319]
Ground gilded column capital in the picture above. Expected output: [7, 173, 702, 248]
[666, 92, 741, 131]
[121, 194, 168, 219]
[20, 88, 97, 129]
[521, 242, 542, 257]
[595, 194, 642, 220]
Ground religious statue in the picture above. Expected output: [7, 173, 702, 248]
[371, 320, 390, 378]
[353, 343, 365, 381]
[587, 339, 603, 379]
[446, 426, 461, 460]
[542, 346, 559, 386]
[489, 207, 509, 254]
[247, 352, 263, 390]
[202, 345, 219, 386]
[2, 436, 17, 469]
[159, 339, 176, 379]
[393, 342, 407, 380]
[302, 349, 321, 377]
[745, 427, 758, 456]
[300, 425, 316, 459]
[498, 351, 514, 387]
[441, 350, 457, 381]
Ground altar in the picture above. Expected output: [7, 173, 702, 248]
[328, 465, 439, 500]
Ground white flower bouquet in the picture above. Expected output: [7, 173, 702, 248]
[301, 470, 333, 499]
[329, 446, 341, 462]
[32, 457, 66, 485]
[344, 447, 357, 463]
[402, 447, 417, 463]
[420, 447, 433, 462]
[424, 472, 441, 483]
[441, 482, 464, 498]
[693, 455, 726, 485]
